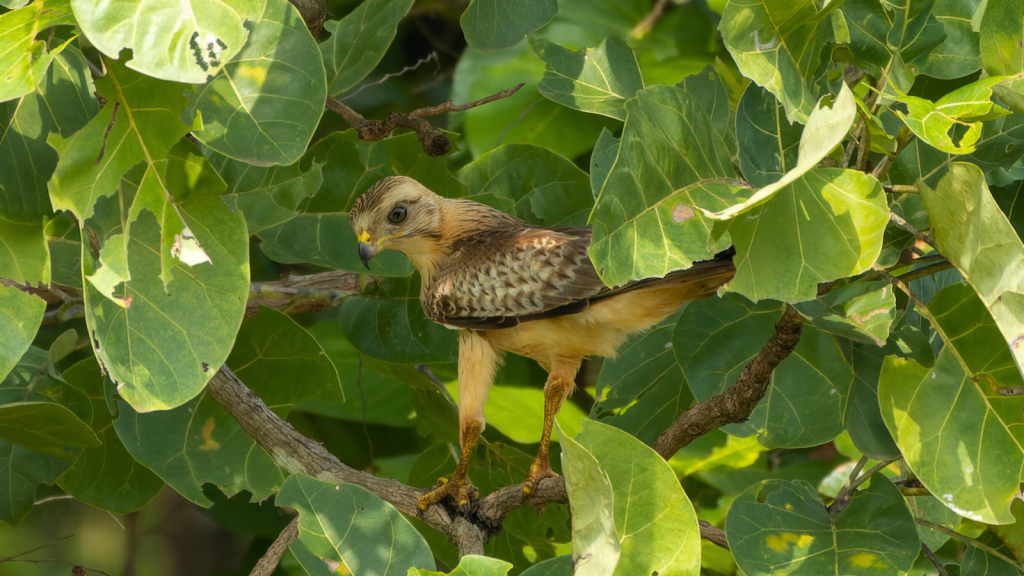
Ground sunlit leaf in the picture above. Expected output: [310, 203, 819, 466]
[409, 555, 512, 576]
[0, 216, 48, 284]
[979, 0, 1024, 75]
[0, 0, 76, 103]
[0, 285, 44, 382]
[531, 36, 643, 121]
[558, 422, 620, 576]
[321, 0, 414, 96]
[890, 77, 1012, 155]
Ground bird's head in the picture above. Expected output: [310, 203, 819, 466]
[348, 176, 445, 269]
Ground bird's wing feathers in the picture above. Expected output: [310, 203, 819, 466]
[424, 227, 609, 329]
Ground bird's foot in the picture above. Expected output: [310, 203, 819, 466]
[418, 475, 479, 515]
[522, 459, 560, 497]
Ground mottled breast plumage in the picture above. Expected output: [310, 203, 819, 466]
[423, 227, 607, 329]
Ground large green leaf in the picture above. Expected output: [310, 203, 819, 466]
[890, 77, 1012, 155]
[720, 0, 840, 123]
[0, 401, 98, 458]
[726, 477, 921, 575]
[880, 283, 1024, 524]
[736, 82, 803, 188]
[795, 280, 897, 346]
[0, 286, 43, 383]
[186, 0, 327, 166]
[321, 0, 414, 96]
[921, 163, 1024, 379]
[0, 45, 97, 221]
[0, 216, 48, 284]
[409, 556, 512, 576]
[592, 309, 692, 446]
[209, 151, 323, 234]
[57, 358, 164, 513]
[81, 147, 249, 412]
[113, 306, 339, 505]
[980, 0, 1023, 75]
[461, 0, 557, 51]
[839, 0, 946, 78]
[725, 168, 889, 303]
[450, 42, 617, 159]
[569, 419, 702, 576]
[558, 422, 620, 576]
[339, 274, 457, 364]
[588, 84, 734, 287]
[920, 0, 983, 79]
[277, 473, 435, 575]
[70, 0, 262, 83]
[257, 130, 466, 275]
[0, 0, 76, 103]
[456, 143, 593, 226]
[700, 83, 857, 221]
[530, 36, 643, 121]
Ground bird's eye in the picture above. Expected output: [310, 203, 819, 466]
[387, 206, 407, 224]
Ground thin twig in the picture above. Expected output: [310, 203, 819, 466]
[496, 98, 542, 147]
[342, 52, 439, 102]
[249, 516, 299, 576]
[0, 535, 74, 563]
[416, 364, 458, 408]
[889, 213, 937, 250]
[829, 456, 868, 517]
[916, 519, 1024, 570]
[895, 261, 954, 284]
[884, 184, 919, 194]
[922, 542, 951, 576]
[630, 0, 672, 38]
[4, 559, 111, 575]
[856, 110, 872, 172]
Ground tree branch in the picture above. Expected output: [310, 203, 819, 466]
[250, 517, 299, 576]
[286, 0, 327, 36]
[653, 306, 805, 459]
[325, 83, 524, 157]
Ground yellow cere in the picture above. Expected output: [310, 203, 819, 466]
[357, 230, 372, 244]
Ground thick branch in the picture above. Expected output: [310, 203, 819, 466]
[250, 516, 299, 576]
[653, 306, 805, 459]
[325, 83, 524, 157]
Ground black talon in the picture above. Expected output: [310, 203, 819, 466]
[461, 502, 470, 515]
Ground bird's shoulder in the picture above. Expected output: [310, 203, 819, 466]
[422, 225, 608, 329]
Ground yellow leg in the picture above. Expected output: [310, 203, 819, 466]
[523, 357, 581, 496]
[417, 420, 482, 514]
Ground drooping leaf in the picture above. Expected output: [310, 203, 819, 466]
[699, 83, 857, 221]
[979, 0, 1024, 75]
[57, 358, 164, 513]
[321, 0, 414, 96]
[880, 283, 1024, 524]
[530, 36, 643, 121]
[558, 422, 620, 576]
[277, 473, 435, 575]
[461, 0, 557, 51]
[81, 149, 249, 412]
[257, 130, 466, 275]
[0, 0, 76, 103]
[890, 77, 1012, 155]
[588, 84, 734, 287]
[0, 45, 97, 221]
[726, 477, 921, 575]
[208, 151, 323, 234]
[69, 0, 263, 83]
[735, 82, 803, 188]
[720, 0, 841, 123]
[186, 0, 327, 167]
[0, 401, 99, 458]
[456, 143, 593, 226]
[0, 285, 44, 382]
[570, 419, 701, 576]
[921, 163, 1024, 379]
[724, 168, 889, 303]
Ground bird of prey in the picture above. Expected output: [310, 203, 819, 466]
[349, 176, 735, 513]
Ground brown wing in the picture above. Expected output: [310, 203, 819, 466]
[423, 227, 609, 330]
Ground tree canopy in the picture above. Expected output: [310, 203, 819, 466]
[2, 0, 1024, 574]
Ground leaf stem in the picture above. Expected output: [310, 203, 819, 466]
[921, 542, 951, 576]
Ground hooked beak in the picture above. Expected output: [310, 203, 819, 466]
[357, 231, 376, 269]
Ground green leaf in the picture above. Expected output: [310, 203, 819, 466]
[700, 83, 857, 221]
[277, 473, 435, 575]
[588, 84, 734, 287]
[989, 500, 1024, 571]
[56, 358, 164, 513]
[209, 151, 323, 234]
[0, 402, 99, 458]
[456, 143, 593, 226]
[450, 42, 617, 159]
[520, 556, 572, 576]
[677, 65, 735, 152]
[70, 0, 262, 83]
[920, 0, 984, 79]
[461, 0, 557, 51]
[0, 216, 48, 284]
[0, 45, 98, 220]
[962, 529, 1024, 576]
[726, 476, 920, 575]
[890, 77, 1012, 154]
[907, 494, 962, 551]
[409, 555, 512, 576]
[921, 163, 1024, 379]
[980, 0, 1024, 75]
[839, 0, 947, 78]
[589, 128, 618, 198]
[186, 0, 327, 167]
[736, 82, 803, 188]
[0, 0, 76, 103]
[720, 0, 840, 123]
[82, 155, 249, 412]
[668, 429, 763, 477]
[880, 283, 1024, 524]
[592, 309, 693, 446]
[558, 422, 620, 576]
[570, 419, 701, 576]
[321, 0, 414, 96]
[724, 168, 889, 303]
[0, 285, 44, 382]
[339, 274, 458, 364]
[531, 36, 644, 121]
[796, 281, 897, 346]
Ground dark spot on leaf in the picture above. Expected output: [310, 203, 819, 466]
[756, 483, 781, 503]
[1011, 334, 1024, 349]
[360, 507, 365, 511]
[253, 327, 259, 335]
[202, 362, 209, 372]
[998, 386, 1024, 396]
[190, 32, 209, 71]
[1007, 144, 1015, 154]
